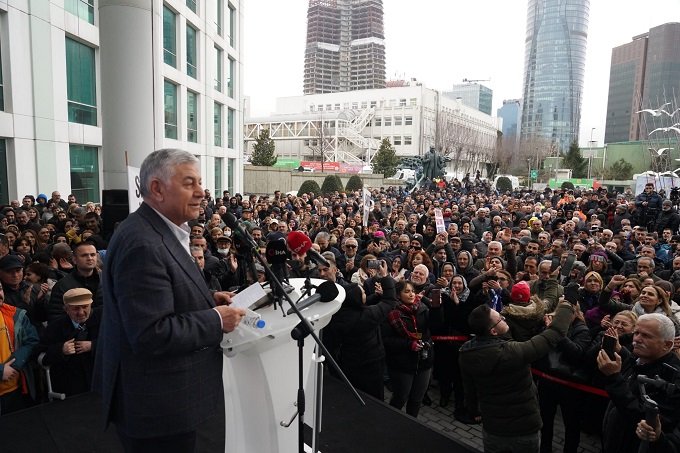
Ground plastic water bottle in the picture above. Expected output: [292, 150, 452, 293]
[242, 308, 266, 329]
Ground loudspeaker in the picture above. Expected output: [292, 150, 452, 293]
[102, 189, 129, 237]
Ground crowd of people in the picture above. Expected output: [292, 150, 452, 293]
[2, 175, 680, 453]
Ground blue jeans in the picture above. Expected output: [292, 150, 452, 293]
[388, 367, 432, 417]
[482, 430, 539, 453]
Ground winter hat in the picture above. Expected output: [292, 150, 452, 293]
[589, 251, 607, 264]
[510, 281, 531, 304]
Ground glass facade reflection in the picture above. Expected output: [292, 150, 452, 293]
[520, 0, 589, 152]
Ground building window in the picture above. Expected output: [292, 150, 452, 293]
[186, 24, 197, 78]
[317, 104, 323, 111]
[352, 102, 358, 109]
[404, 136, 412, 145]
[164, 80, 178, 139]
[361, 101, 367, 109]
[69, 144, 100, 203]
[186, 0, 197, 14]
[187, 90, 198, 143]
[214, 157, 223, 194]
[394, 136, 401, 145]
[399, 99, 406, 107]
[227, 56, 234, 98]
[374, 117, 381, 126]
[334, 103, 340, 110]
[227, 157, 235, 193]
[410, 98, 417, 106]
[228, 3, 235, 47]
[384, 117, 392, 126]
[66, 38, 97, 126]
[394, 116, 402, 126]
[0, 139, 7, 204]
[227, 107, 234, 148]
[405, 116, 413, 125]
[0, 45, 4, 111]
[215, 0, 223, 36]
[370, 101, 376, 108]
[214, 102, 222, 146]
[163, 6, 177, 67]
[214, 46, 222, 91]
[65, 0, 94, 24]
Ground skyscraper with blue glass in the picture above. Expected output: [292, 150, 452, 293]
[520, 0, 589, 152]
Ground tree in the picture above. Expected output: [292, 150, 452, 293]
[320, 174, 344, 195]
[372, 138, 399, 178]
[495, 176, 513, 194]
[345, 175, 364, 191]
[297, 179, 321, 197]
[562, 140, 588, 178]
[561, 181, 575, 190]
[603, 158, 634, 180]
[250, 128, 277, 166]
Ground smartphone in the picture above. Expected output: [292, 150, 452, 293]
[564, 283, 580, 305]
[430, 288, 441, 308]
[602, 335, 617, 360]
[367, 259, 381, 269]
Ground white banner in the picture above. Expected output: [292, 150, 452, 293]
[362, 188, 373, 227]
[127, 166, 143, 213]
[434, 208, 446, 234]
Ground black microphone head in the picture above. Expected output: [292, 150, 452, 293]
[266, 238, 288, 264]
[316, 280, 340, 302]
[223, 211, 239, 229]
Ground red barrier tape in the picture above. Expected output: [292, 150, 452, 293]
[531, 368, 609, 398]
[431, 335, 470, 342]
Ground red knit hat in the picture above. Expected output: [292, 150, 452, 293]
[510, 281, 531, 304]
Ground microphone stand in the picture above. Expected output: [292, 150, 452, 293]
[237, 228, 365, 453]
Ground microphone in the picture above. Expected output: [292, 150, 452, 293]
[287, 231, 331, 267]
[266, 237, 289, 283]
[223, 212, 256, 248]
[286, 280, 339, 315]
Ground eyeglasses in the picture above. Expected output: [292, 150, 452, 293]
[489, 315, 505, 331]
[345, 244, 357, 248]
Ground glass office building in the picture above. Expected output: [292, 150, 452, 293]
[520, 0, 589, 152]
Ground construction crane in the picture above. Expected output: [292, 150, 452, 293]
[462, 78, 491, 83]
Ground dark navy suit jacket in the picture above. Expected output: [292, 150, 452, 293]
[94, 202, 224, 438]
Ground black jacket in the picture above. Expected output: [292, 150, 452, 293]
[48, 270, 103, 322]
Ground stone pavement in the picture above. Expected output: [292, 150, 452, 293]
[385, 382, 603, 453]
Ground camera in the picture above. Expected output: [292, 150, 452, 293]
[418, 340, 433, 360]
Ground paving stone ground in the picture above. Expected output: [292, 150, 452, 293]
[384, 382, 602, 453]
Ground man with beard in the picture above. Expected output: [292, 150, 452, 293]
[656, 200, 680, 237]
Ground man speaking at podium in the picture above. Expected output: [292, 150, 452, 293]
[94, 149, 245, 453]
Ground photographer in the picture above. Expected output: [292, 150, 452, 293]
[636, 183, 663, 231]
[597, 313, 680, 453]
[383, 280, 442, 417]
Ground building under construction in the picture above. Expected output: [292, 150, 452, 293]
[303, 0, 386, 95]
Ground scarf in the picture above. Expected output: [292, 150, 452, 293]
[387, 301, 422, 341]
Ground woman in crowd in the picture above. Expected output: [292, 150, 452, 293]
[576, 271, 605, 328]
[323, 261, 397, 400]
[455, 250, 479, 283]
[352, 254, 377, 287]
[384, 280, 440, 417]
[537, 304, 592, 453]
[14, 236, 34, 264]
[24, 262, 53, 304]
[389, 255, 408, 282]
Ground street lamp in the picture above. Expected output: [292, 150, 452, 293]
[588, 128, 596, 179]
[527, 158, 531, 186]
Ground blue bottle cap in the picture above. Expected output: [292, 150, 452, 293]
[256, 319, 266, 329]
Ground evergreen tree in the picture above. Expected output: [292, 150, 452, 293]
[372, 138, 399, 178]
[297, 179, 321, 197]
[320, 174, 344, 195]
[563, 140, 588, 178]
[345, 174, 364, 191]
[604, 158, 634, 180]
[251, 129, 277, 166]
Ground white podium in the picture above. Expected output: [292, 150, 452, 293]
[221, 278, 345, 453]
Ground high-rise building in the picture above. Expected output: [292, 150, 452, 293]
[604, 22, 680, 143]
[0, 0, 244, 204]
[443, 83, 493, 115]
[303, 0, 386, 95]
[498, 99, 522, 140]
[520, 0, 589, 152]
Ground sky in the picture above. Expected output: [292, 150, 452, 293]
[243, 0, 679, 147]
